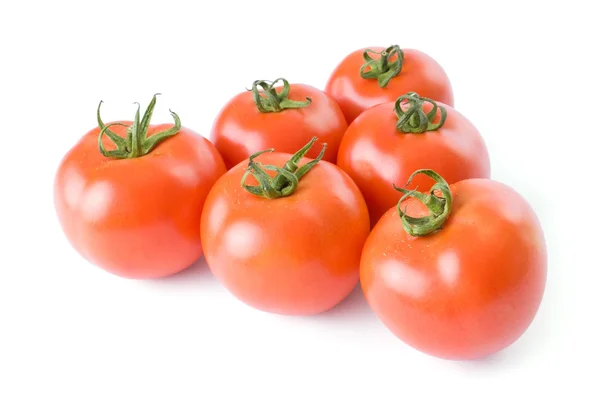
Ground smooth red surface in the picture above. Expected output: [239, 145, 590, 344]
[54, 122, 226, 279]
[325, 47, 454, 123]
[200, 152, 370, 316]
[360, 178, 547, 360]
[210, 83, 348, 169]
[336, 100, 490, 227]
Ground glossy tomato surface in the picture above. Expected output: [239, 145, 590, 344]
[325, 47, 454, 123]
[200, 152, 370, 316]
[211, 83, 347, 169]
[336, 100, 490, 227]
[54, 122, 226, 279]
[360, 178, 547, 360]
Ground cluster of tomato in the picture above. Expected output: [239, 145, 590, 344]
[54, 45, 547, 361]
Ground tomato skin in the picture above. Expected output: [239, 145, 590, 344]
[336, 100, 490, 227]
[325, 47, 454, 123]
[54, 122, 226, 279]
[210, 83, 348, 169]
[360, 178, 547, 360]
[200, 153, 370, 315]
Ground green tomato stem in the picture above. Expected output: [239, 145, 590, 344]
[394, 92, 447, 133]
[241, 137, 327, 199]
[359, 45, 404, 88]
[97, 94, 181, 159]
[393, 169, 453, 236]
[251, 78, 312, 113]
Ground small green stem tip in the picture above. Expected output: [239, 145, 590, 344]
[241, 137, 327, 199]
[97, 93, 181, 159]
[360, 45, 404, 88]
[394, 92, 447, 133]
[251, 78, 312, 113]
[393, 169, 453, 236]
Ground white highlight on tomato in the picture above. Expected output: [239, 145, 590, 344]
[437, 250, 460, 287]
[207, 197, 229, 233]
[349, 137, 400, 183]
[81, 181, 114, 223]
[380, 259, 430, 299]
[62, 167, 86, 209]
[223, 221, 262, 259]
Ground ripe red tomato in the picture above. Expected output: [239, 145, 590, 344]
[210, 78, 348, 169]
[336, 91, 490, 227]
[325, 45, 454, 123]
[360, 169, 547, 360]
[200, 138, 370, 315]
[54, 95, 226, 279]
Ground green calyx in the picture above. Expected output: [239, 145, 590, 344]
[393, 169, 453, 236]
[97, 94, 181, 159]
[251, 78, 312, 113]
[394, 92, 447, 133]
[360, 45, 405, 88]
[241, 136, 327, 199]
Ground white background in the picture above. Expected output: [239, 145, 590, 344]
[1, 0, 598, 398]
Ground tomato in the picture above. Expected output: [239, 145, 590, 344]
[325, 45, 454, 123]
[336, 91, 490, 227]
[210, 78, 348, 169]
[54, 95, 226, 279]
[200, 138, 370, 315]
[360, 169, 547, 360]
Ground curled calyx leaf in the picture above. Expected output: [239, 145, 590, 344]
[394, 92, 447, 133]
[393, 169, 453, 236]
[241, 137, 327, 199]
[97, 93, 181, 159]
[250, 78, 312, 113]
[360, 45, 404, 88]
